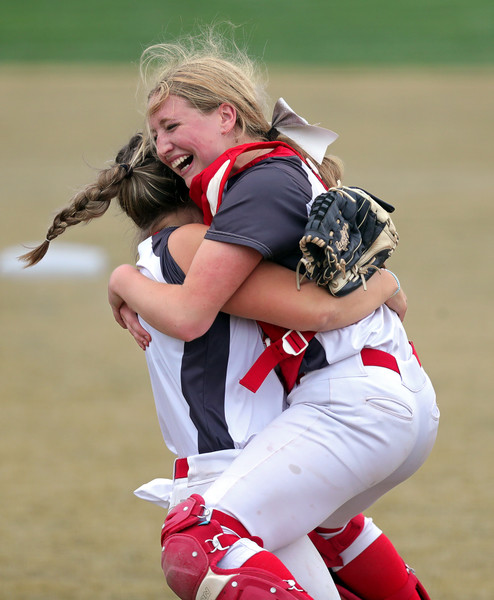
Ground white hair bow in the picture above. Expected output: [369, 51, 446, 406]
[271, 98, 338, 164]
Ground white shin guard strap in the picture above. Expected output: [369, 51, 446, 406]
[217, 538, 266, 570]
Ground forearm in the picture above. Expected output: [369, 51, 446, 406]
[315, 270, 397, 330]
[109, 237, 262, 341]
[223, 266, 397, 331]
[108, 265, 212, 341]
[167, 226, 397, 332]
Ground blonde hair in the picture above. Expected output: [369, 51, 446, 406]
[141, 26, 270, 140]
[140, 25, 343, 187]
[19, 133, 191, 267]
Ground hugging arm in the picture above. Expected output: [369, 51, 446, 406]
[109, 224, 403, 345]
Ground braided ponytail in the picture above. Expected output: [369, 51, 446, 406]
[19, 164, 128, 267]
[19, 133, 190, 267]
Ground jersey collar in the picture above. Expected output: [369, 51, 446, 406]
[189, 141, 300, 225]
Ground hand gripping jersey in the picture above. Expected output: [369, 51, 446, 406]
[136, 227, 285, 458]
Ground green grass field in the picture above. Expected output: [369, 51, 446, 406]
[1, 4, 493, 598]
[1, 0, 493, 65]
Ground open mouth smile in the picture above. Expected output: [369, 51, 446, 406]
[171, 154, 193, 174]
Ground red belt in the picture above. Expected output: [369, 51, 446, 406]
[172, 458, 257, 539]
[174, 457, 190, 479]
[361, 342, 421, 374]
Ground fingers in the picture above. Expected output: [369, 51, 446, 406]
[112, 306, 128, 329]
[127, 322, 151, 351]
[120, 304, 152, 350]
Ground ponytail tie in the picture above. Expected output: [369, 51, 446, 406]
[120, 163, 133, 178]
[266, 127, 279, 141]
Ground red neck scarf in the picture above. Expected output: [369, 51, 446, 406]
[189, 141, 301, 225]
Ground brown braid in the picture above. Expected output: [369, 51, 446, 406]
[19, 133, 190, 267]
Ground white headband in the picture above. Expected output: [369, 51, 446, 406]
[271, 97, 338, 164]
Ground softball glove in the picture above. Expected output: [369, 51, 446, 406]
[296, 185, 399, 296]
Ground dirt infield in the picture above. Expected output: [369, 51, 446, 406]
[1, 65, 493, 599]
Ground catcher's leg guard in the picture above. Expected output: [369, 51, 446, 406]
[308, 513, 366, 569]
[309, 515, 431, 600]
[333, 564, 431, 600]
[161, 494, 314, 600]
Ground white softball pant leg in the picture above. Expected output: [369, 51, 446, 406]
[203, 353, 439, 552]
[135, 449, 339, 600]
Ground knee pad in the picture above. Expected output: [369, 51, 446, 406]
[161, 494, 313, 600]
[161, 494, 239, 599]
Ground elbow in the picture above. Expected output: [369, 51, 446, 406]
[163, 314, 212, 342]
[144, 296, 216, 341]
[180, 325, 207, 343]
[181, 314, 213, 341]
[315, 303, 342, 332]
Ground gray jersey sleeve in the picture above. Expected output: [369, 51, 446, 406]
[205, 157, 312, 269]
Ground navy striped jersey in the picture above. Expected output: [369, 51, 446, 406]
[136, 227, 285, 458]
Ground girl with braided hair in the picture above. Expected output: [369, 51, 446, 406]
[21, 132, 402, 599]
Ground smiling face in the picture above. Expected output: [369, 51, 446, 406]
[148, 94, 238, 188]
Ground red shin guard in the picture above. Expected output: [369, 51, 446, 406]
[333, 534, 431, 600]
[309, 514, 365, 568]
[161, 494, 313, 600]
[310, 515, 431, 600]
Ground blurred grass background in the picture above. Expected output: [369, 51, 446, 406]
[1, 2, 493, 599]
[1, 0, 493, 65]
